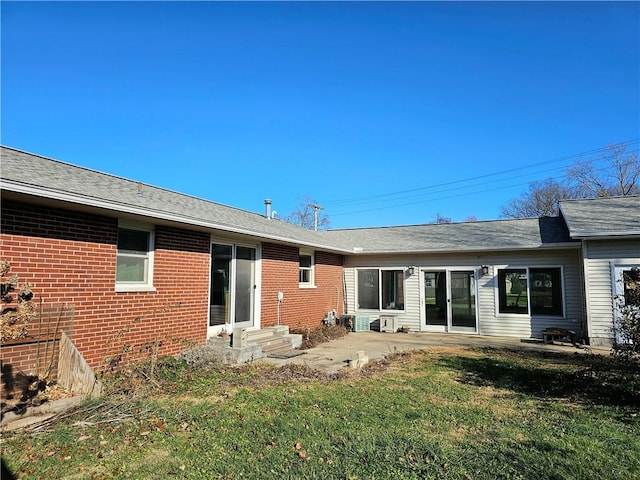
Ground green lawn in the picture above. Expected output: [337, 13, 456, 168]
[2, 347, 639, 480]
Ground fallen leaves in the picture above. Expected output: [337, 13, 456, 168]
[294, 441, 309, 460]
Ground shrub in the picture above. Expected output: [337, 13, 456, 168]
[290, 324, 349, 349]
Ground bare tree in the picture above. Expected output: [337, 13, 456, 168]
[501, 143, 639, 218]
[501, 177, 576, 218]
[284, 196, 330, 230]
[431, 213, 453, 224]
[567, 144, 640, 197]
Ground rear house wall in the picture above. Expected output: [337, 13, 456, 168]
[261, 243, 344, 330]
[0, 201, 210, 372]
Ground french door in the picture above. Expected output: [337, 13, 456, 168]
[209, 242, 257, 336]
[423, 269, 478, 333]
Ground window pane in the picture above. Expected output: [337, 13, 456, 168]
[299, 255, 312, 268]
[116, 228, 150, 283]
[210, 244, 232, 325]
[425, 271, 447, 325]
[116, 255, 147, 282]
[300, 269, 311, 283]
[357, 269, 379, 309]
[498, 269, 528, 314]
[530, 268, 563, 316]
[382, 270, 404, 310]
[118, 229, 149, 253]
[623, 269, 640, 306]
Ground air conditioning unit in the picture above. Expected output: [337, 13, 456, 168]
[380, 316, 398, 333]
[339, 314, 355, 331]
[353, 315, 371, 332]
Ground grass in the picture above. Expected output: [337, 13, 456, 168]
[1, 347, 639, 479]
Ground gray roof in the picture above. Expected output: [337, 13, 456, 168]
[324, 216, 575, 254]
[0, 146, 349, 253]
[559, 196, 640, 238]
[1, 145, 583, 255]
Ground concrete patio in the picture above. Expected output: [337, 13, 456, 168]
[260, 331, 610, 373]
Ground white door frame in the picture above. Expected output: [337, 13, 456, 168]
[420, 267, 479, 334]
[611, 263, 640, 344]
[207, 240, 261, 338]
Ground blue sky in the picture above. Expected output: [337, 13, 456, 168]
[2, 1, 638, 228]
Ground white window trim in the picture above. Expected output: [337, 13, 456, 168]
[611, 262, 640, 343]
[115, 220, 156, 293]
[494, 265, 565, 317]
[355, 268, 407, 312]
[299, 250, 315, 288]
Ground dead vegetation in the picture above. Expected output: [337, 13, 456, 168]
[0, 260, 36, 342]
[290, 324, 349, 349]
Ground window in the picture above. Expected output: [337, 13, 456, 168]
[357, 269, 405, 311]
[498, 269, 528, 314]
[382, 270, 405, 310]
[498, 267, 563, 316]
[530, 268, 563, 316]
[116, 226, 154, 290]
[299, 251, 314, 286]
[358, 269, 379, 309]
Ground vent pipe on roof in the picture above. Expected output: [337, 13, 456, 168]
[264, 199, 272, 219]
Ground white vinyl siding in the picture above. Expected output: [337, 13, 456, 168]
[582, 239, 640, 345]
[344, 248, 584, 339]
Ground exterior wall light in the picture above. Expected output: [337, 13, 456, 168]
[408, 266, 416, 276]
[481, 265, 490, 276]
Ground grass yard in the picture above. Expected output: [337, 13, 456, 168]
[2, 347, 639, 479]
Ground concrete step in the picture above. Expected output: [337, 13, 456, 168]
[246, 330, 277, 342]
[261, 341, 292, 353]
[246, 327, 288, 341]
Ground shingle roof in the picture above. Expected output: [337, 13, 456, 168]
[559, 196, 640, 238]
[1, 145, 581, 254]
[323, 216, 575, 253]
[0, 146, 349, 253]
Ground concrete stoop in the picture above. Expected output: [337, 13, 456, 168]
[179, 326, 303, 365]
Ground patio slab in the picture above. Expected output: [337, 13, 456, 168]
[259, 331, 609, 373]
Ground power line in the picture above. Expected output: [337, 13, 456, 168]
[330, 148, 639, 211]
[322, 139, 639, 210]
[323, 140, 639, 217]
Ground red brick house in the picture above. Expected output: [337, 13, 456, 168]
[1, 146, 349, 374]
[2, 146, 639, 383]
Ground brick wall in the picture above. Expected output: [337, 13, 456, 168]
[261, 243, 344, 330]
[1, 338, 60, 400]
[0, 201, 210, 374]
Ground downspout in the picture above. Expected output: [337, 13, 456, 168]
[342, 256, 348, 315]
[579, 240, 590, 344]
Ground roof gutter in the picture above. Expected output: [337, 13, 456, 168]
[0, 180, 355, 255]
[347, 242, 581, 255]
[569, 232, 640, 240]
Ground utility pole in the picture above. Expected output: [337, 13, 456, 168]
[310, 203, 323, 231]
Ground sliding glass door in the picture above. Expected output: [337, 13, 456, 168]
[450, 271, 476, 331]
[424, 269, 478, 333]
[234, 246, 256, 329]
[209, 242, 258, 336]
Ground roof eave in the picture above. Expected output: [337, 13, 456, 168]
[347, 242, 580, 255]
[0, 180, 354, 254]
[570, 232, 640, 240]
